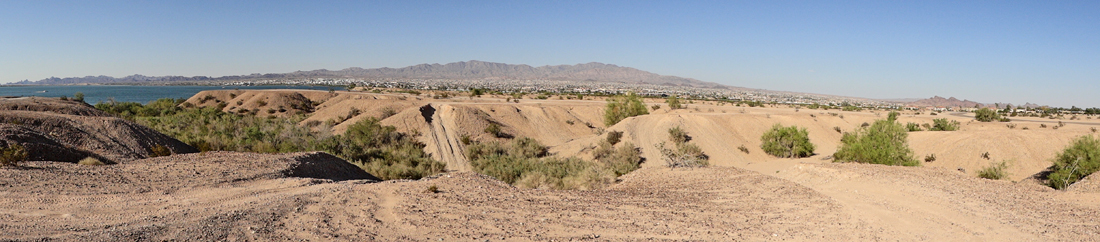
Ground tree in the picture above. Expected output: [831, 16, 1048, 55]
[760, 124, 815, 158]
[604, 93, 649, 126]
[74, 92, 85, 103]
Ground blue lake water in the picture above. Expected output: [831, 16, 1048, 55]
[0, 85, 345, 105]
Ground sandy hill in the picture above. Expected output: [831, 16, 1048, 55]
[3, 91, 1100, 241]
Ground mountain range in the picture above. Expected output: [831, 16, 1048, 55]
[14, 60, 726, 88]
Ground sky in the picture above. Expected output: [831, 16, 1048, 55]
[2, 1, 1098, 107]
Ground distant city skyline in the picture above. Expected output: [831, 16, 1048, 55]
[2, 1, 1097, 107]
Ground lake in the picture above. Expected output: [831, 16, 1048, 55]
[0, 85, 345, 105]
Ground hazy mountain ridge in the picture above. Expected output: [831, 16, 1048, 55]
[906, 96, 1044, 109]
[15, 61, 725, 88]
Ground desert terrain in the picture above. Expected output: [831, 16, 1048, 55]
[3, 90, 1100, 241]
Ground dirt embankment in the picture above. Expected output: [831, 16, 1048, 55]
[0, 97, 197, 163]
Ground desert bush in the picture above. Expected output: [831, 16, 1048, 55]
[149, 144, 172, 157]
[981, 152, 991, 160]
[1092, 127, 1097, 133]
[929, 118, 959, 131]
[1047, 135, 1100, 190]
[335, 118, 445, 180]
[78, 157, 105, 166]
[101, 101, 443, 180]
[887, 111, 900, 122]
[0, 144, 28, 166]
[591, 140, 644, 176]
[906, 122, 923, 132]
[659, 127, 708, 168]
[738, 145, 750, 154]
[833, 119, 919, 166]
[860, 122, 870, 128]
[924, 154, 936, 162]
[666, 95, 684, 109]
[974, 108, 1000, 122]
[467, 137, 641, 190]
[833, 126, 842, 133]
[484, 123, 506, 138]
[604, 93, 649, 126]
[460, 134, 473, 145]
[668, 126, 689, 144]
[760, 124, 815, 158]
[651, 104, 661, 110]
[74, 92, 85, 102]
[1040, 124, 1048, 128]
[1006, 123, 1017, 129]
[606, 130, 623, 145]
[978, 161, 1009, 180]
[379, 107, 398, 119]
[255, 100, 268, 107]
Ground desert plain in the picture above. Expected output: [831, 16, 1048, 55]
[2, 89, 1099, 241]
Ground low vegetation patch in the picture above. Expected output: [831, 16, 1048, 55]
[833, 119, 919, 166]
[974, 108, 1001, 122]
[0, 144, 28, 167]
[1047, 135, 1100, 190]
[929, 118, 960, 131]
[603, 93, 648, 126]
[665, 95, 684, 109]
[659, 126, 708, 168]
[760, 124, 815, 158]
[906, 122, 923, 132]
[96, 99, 444, 180]
[466, 137, 642, 190]
[978, 161, 1009, 180]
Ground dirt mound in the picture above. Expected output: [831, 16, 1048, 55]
[0, 98, 197, 163]
[185, 90, 329, 117]
[0, 124, 107, 163]
[1068, 172, 1100, 193]
[0, 151, 377, 196]
[0, 97, 110, 116]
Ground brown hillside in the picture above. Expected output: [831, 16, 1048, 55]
[0, 97, 197, 163]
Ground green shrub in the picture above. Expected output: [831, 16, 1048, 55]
[760, 124, 815, 158]
[924, 154, 936, 162]
[484, 123, 505, 138]
[833, 119, 919, 166]
[887, 111, 900, 122]
[74, 92, 85, 102]
[666, 95, 683, 109]
[659, 127, 708, 168]
[606, 130, 623, 145]
[668, 126, 689, 145]
[592, 140, 644, 176]
[467, 137, 641, 190]
[929, 118, 959, 131]
[978, 161, 1009, 180]
[604, 93, 649, 126]
[906, 122, 923, 132]
[1047, 135, 1100, 190]
[98, 101, 444, 180]
[975, 108, 1000, 122]
[0, 144, 28, 166]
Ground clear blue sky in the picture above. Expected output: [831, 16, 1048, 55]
[2, 1, 1098, 107]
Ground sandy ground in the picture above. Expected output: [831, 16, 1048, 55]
[4, 90, 1100, 241]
